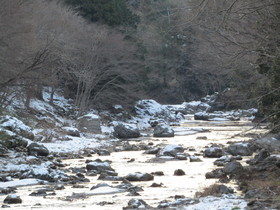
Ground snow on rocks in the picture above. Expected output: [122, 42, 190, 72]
[89, 184, 125, 195]
[124, 198, 152, 209]
[153, 123, 174, 137]
[86, 160, 115, 174]
[194, 109, 258, 121]
[185, 194, 248, 210]
[113, 123, 140, 139]
[3, 194, 22, 204]
[157, 144, 184, 158]
[0, 179, 45, 188]
[77, 113, 102, 134]
[125, 172, 154, 182]
[0, 116, 34, 140]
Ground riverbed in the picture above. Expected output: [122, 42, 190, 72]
[0, 117, 267, 209]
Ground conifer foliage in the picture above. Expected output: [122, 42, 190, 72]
[64, 0, 139, 27]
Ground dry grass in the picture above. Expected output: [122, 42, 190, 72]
[195, 184, 224, 198]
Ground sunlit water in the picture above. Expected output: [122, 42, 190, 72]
[0, 118, 267, 209]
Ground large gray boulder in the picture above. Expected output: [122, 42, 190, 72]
[204, 147, 223, 158]
[27, 143, 49, 156]
[113, 124, 140, 139]
[227, 142, 253, 156]
[153, 124, 174, 137]
[77, 113, 101, 134]
[223, 161, 244, 175]
[125, 172, 154, 181]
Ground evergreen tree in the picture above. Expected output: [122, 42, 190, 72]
[64, 0, 139, 27]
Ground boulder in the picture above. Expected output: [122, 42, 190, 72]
[123, 199, 152, 209]
[189, 155, 202, 162]
[157, 144, 184, 157]
[86, 160, 115, 173]
[204, 147, 223, 158]
[0, 116, 34, 140]
[205, 169, 226, 179]
[125, 172, 154, 182]
[27, 143, 49, 156]
[153, 124, 174, 137]
[254, 136, 280, 152]
[62, 127, 80, 137]
[223, 161, 244, 175]
[3, 194, 22, 204]
[227, 143, 253, 156]
[216, 185, 234, 194]
[77, 113, 101, 134]
[174, 169, 185, 176]
[113, 124, 140, 139]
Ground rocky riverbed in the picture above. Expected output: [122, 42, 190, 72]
[0, 117, 268, 209]
[1, 90, 279, 209]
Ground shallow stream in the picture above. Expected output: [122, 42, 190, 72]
[0, 117, 267, 209]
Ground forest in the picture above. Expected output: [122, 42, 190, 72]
[0, 0, 279, 130]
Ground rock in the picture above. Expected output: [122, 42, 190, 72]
[27, 143, 49, 156]
[62, 127, 80, 137]
[157, 144, 184, 157]
[150, 183, 163, 187]
[157, 198, 195, 208]
[175, 153, 188, 160]
[250, 149, 270, 165]
[3, 194, 22, 204]
[189, 155, 202, 162]
[125, 172, 154, 181]
[153, 124, 174, 137]
[223, 161, 244, 175]
[254, 136, 280, 152]
[194, 112, 211, 121]
[204, 147, 223, 158]
[0, 187, 16, 195]
[86, 160, 115, 173]
[97, 174, 123, 181]
[196, 136, 208, 140]
[151, 171, 164, 176]
[205, 169, 226, 179]
[90, 183, 110, 190]
[55, 184, 65, 190]
[0, 131, 28, 149]
[29, 188, 54, 196]
[214, 155, 232, 166]
[174, 169, 185, 176]
[126, 191, 141, 196]
[123, 199, 151, 209]
[0, 116, 34, 140]
[77, 113, 101, 134]
[144, 147, 161, 154]
[216, 185, 234, 194]
[227, 143, 253, 156]
[97, 149, 110, 156]
[113, 124, 140, 139]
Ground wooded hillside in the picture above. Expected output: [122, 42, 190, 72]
[0, 0, 279, 129]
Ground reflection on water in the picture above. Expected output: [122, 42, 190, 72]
[0, 119, 267, 209]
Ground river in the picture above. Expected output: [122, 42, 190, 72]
[0, 116, 267, 209]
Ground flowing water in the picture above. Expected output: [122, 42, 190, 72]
[0, 117, 267, 209]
